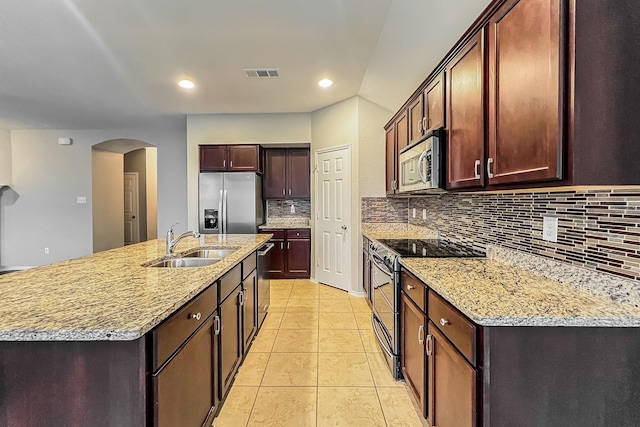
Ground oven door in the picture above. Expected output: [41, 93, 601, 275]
[371, 253, 396, 350]
[399, 141, 428, 193]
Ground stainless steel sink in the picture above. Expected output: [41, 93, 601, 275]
[182, 249, 236, 259]
[147, 258, 220, 268]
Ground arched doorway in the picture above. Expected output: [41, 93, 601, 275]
[91, 139, 158, 253]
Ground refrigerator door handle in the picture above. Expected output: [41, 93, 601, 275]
[218, 190, 223, 233]
[223, 189, 228, 234]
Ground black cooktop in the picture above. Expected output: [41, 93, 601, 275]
[378, 239, 485, 258]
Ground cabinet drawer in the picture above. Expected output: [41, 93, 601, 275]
[401, 270, 426, 313]
[220, 264, 242, 303]
[428, 290, 477, 366]
[242, 252, 256, 279]
[261, 229, 285, 239]
[286, 229, 310, 239]
[154, 284, 217, 370]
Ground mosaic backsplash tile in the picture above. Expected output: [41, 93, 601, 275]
[266, 199, 311, 220]
[362, 189, 640, 282]
[361, 197, 408, 223]
[406, 189, 640, 281]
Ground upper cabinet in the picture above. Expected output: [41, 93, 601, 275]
[263, 148, 310, 199]
[486, 0, 564, 185]
[446, 31, 485, 190]
[384, 0, 640, 193]
[200, 145, 261, 172]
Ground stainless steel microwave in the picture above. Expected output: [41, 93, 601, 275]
[398, 128, 445, 193]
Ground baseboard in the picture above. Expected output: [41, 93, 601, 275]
[348, 290, 366, 298]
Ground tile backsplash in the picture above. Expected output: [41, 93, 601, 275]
[361, 197, 407, 223]
[266, 199, 311, 219]
[362, 189, 640, 281]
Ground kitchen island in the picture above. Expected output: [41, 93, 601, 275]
[0, 234, 271, 427]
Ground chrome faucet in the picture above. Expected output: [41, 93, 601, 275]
[166, 222, 201, 255]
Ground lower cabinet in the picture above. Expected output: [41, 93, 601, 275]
[363, 238, 372, 306]
[400, 293, 427, 418]
[219, 284, 243, 399]
[260, 229, 311, 278]
[242, 269, 257, 350]
[427, 322, 477, 427]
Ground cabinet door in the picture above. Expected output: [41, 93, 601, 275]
[286, 239, 311, 278]
[263, 149, 287, 198]
[200, 146, 228, 172]
[242, 270, 257, 351]
[395, 110, 409, 154]
[427, 322, 477, 427]
[154, 318, 214, 427]
[363, 249, 371, 305]
[446, 30, 485, 190]
[219, 287, 242, 398]
[401, 294, 427, 418]
[487, 0, 564, 185]
[228, 145, 260, 172]
[424, 72, 445, 133]
[264, 238, 286, 278]
[286, 148, 311, 198]
[408, 95, 424, 145]
[385, 125, 396, 195]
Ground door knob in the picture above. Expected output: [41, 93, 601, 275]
[341, 225, 348, 230]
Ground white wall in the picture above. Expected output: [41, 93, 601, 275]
[0, 130, 10, 186]
[146, 147, 158, 240]
[92, 149, 124, 252]
[1, 118, 186, 266]
[186, 113, 311, 230]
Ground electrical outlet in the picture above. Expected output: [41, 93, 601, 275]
[422, 209, 427, 220]
[542, 217, 558, 242]
[412, 208, 416, 218]
[44, 247, 50, 255]
[76, 196, 86, 204]
[290, 204, 295, 213]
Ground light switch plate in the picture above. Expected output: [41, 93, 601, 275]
[412, 208, 416, 218]
[290, 204, 295, 213]
[422, 209, 427, 220]
[543, 217, 558, 242]
[77, 196, 86, 204]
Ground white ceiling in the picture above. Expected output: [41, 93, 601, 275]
[0, 0, 490, 130]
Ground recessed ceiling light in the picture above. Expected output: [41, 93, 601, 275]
[318, 78, 333, 88]
[178, 79, 195, 89]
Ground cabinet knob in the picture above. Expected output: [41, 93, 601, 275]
[190, 312, 202, 321]
[407, 284, 415, 290]
[439, 318, 449, 326]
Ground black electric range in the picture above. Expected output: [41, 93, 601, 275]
[377, 238, 486, 258]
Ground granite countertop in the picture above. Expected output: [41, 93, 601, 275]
[400, 257, 640, 327]
[0, 234, 271, 341]
[259, 219, 311, 229]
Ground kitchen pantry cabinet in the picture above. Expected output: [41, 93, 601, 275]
[263, 148, 310, 199]
[199, 145, 261, 172]
[260, 229, 310, 278]
[446, 30, 485, 190]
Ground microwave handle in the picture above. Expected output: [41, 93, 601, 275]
[417, 151, 428, 183]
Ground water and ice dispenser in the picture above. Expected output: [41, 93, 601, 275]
[203, 209, 219, 230]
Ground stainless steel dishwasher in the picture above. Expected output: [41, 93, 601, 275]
[256, 242, 274, 327]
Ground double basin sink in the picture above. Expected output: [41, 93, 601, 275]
[147, 248, 237, 268]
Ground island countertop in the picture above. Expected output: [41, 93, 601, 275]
[0, 234, 271, 341]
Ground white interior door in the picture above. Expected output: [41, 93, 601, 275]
[124, 172, 140, 245]
[315, 146, 351, 291]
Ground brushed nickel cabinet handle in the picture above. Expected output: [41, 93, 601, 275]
[282, 189, 285, 195]
[230, 160, 233, 168]
[422, 117, 427, 131]
[223, 160, 226, 168]
[487, 157, 494, 179]
[474, 160, 480, 179]
[214, 315, 221, 334]
[418, 325, 424, 345]
[426, 334, 433, 356]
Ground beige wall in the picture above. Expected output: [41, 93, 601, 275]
[186, 113, 312, 230]
[358, 97, 391, 198]
[0, 130, 10, 186]
[146, 147, 158, 240]
[92, 149, 124, 252]
[124, 149, 148, 241]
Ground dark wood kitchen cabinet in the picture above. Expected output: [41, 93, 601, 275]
[242, 269, 257, 350]
[401, 293, 427, 418]
[263, 148, 310, 199]
[446, 30, 485, 190]
[260, 228, 310, 278]
[362, 237, 372, 306]
[427, 322, 477, 427]
[384, 124, 396, 195]
[218, 266, 243, 399]
[395, 111, 409, 156]
[486, 0, 564, 185]
[424, 72, 445, 134]
[199, 145, 261, 172]
[408, 95, 424, 145]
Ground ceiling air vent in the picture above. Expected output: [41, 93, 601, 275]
[244, 68, 280, 78]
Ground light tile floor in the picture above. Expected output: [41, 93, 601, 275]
[214, 279, 426, 427]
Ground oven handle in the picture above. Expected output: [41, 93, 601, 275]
[371, 252, 393, 278]
[371, 313, 394, 359]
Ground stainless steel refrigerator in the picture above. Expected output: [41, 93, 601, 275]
[198, 173, 264, 234]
